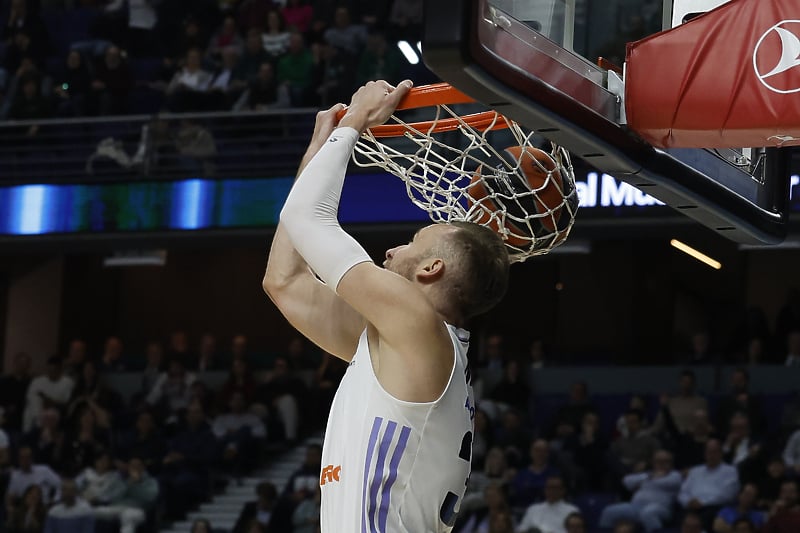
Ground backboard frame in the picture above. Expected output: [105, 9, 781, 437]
[422, 0, 791, 244]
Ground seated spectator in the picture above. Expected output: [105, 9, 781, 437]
[731, 517, 757, 533]
[166, 330, 194, 365]
[6, 446, 61, 507]
[236, 29, 271, 83]
[170, 15, 208, 64]
[471, 409, 493, 470]
[117, 410, 166, 475]
[661, 402, 717, 470]
[463, 447, 517, 511]
[207, 47, 248, 110]
[64, 340, 88, 379]
[610, 409, 661, 476]
[23, 356, 74, 432]
[232, 481, 279, 533]
[193, 333, 225, 373]
[93, 457, 157, 533]
[549, 381, 595, 439]
[0, 352, 32, 433]
[491, 510, 516, 533]
[783, 330, 800, 367]
[166, 47, 213, 112]
[323, 6, 367, 56]
[190, 518, 212, 533]
[62, 404, 112, 477]
[357, 31, 400, 86]
[3, 28, 47, 80]
[387, 0, 423, 41]
[207, 15, 244, 61]
[53, 50, 91, 117]
[563, 512, 586, 533]
[68, 362, 121, 426]
[723, 412, 764, 483]
[23, 408, 66, 471]
[599, 450, 681, 532]
[713, 483, 766, 533]
[488, 359, 530, 414]
[241, 62, 289, 110]
[715, 368, 765, 436]
[494, 409, 532, 463]
[517, 475, 579, 533]
[312, 42, 357, 107]
[782, 428, 800, 475]
[8, 71, 51, 124]
[277, 31, 314, 106]
[562, 411, 608, 491]
[282, 0, 314, 34]
[681, 512, 706, 533]
[762, 480, 800, 532]
[91, 45, 134, 116]
[139, 341, 165, 399]
[159, 401, 218, 520]
[509, 439, 560, 508]
[77, 451, 124, 507]
[272, 444, 322, 531]
[653, 370, 709, 434]
[615, 395, 652, 438]
[758, 457, 789, 509]
[256, 356, 306, 442]
[7, 484, 47, 533]
[262, 9, 291, 60]
[291, 487, 320, 533]
[146, 357, 197, 424]
[678, 439, 740, 528]
[44, 479, 94, 533]
[96, 0, 160, 57]
[213, 391, 266, 475]
[611, 520, 637, 533]
[455, 482, 513, 533]
[97, 336, 126, 373]
[283, 337, 318, 371]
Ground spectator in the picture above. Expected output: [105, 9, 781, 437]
[491, 510, 516, 533]
[62, 405, 112, 477]
[682, 330, 717, 365]
[456, 482, 512, 533]
[731, 517, 756, 533]
[654, 370, 709, 434]
[69, 361, 120, 425]
[463, 446, 516, 510]
[357, 31, 400, 86]
[207, 15, 244, 61]
[309, 352, 347, 427]
[230, 334, 250, 362]
[4, 28, 46, 75]
[763, 480, 800, 533]
[323, 6, 366, 55]
[291, 487, 320, 533]
[94, 457, 157, 533]
[23, 408, 66, 471]
[611, 521, 637, 533]
[256, 356, 305, 442]
[562, 411, 608, 491]
[117, 411, 166, 475]
[282, 0, 314, 34]
[277, 31, 314, 106]
[678, 439, 740, 528]
[662, 404, 717, 470]
[758, 457, 789, 509]
[723, 412, 764, 484]
[712, 483, 766, 533]
[599, 450, 681, 532]
[23, 356, 74, 432]
[783, 330, 800, 367]
[213, 391, 266, 475]
[97, 336, 125, 373]
[8, 71, 51, 122]
[159, 402, 218, 519]
[0, 352, 32, 432]
[494, 409, 532, 463]
[236, 29, 272, 83]
[610, 410, 661, 475]
[139, 341, 165, 398]
[91, 45, 134, 116]
[471, 409, 493, 470]
[7, 484, 47, 533]
[166, 47, 213, 112]
[219, 358, 258, 408]
[193, 333, 225, 373]
[284, 337, 318, 371]
[681, 512, 706, 533]
[6, 446, 61, 507]
[549, 381, 595, 438]
[242, 61, 289, 110]
[52, 50, 90, 117]
[563, 512, 586, 533]
[64, 340, 88, 380]
[615, 395, 652, 438]
[170, 16, 208, 63]
[4, 0, 48, 44]
[0, 410, 9, 467]
[509, 439, 560, 508]
[166, 330, 194, 365]
[312, 42, 356, 106]
[44, 479, 93, 533]
[208, 47, 248, 110]
[488, 359, 530, 414]
[262, 10, 291, 60]
[517, 475, 579, 533]
[273, 444, 322, 531]
[146, 358, 197, 424]
[715, 368, 764, 436]
[783, 428, 800, 475]
[190, 518, 212, 533]
[98, 0, 160, 57]
[232, 481, 279, 533]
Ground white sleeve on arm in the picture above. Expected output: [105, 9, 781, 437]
[280, 127, 373, 292]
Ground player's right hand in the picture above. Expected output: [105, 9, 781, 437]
[339, 79, 413, 133]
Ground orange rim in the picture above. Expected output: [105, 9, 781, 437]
[334, 82, 512, 137]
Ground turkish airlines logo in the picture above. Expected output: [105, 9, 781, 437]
[753, 20, 800, 94]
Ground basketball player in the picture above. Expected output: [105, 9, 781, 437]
[263, 80, 510, 532]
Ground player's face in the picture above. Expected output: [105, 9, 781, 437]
[383, 224, 453, 281]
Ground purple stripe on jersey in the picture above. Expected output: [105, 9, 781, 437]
[377, 425, 411, 533]
[368, 420, 397, 533]
[361, 417, 383, 533]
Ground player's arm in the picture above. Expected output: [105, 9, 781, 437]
[279, 81, 455, 400]
[263, 104, 366, 361]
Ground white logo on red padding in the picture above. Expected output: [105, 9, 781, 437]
[753, 20, 800, 94]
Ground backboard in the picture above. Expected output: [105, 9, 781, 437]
[421, 0, 792, 243]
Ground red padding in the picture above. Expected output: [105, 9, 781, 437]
[625, 0, 800, 148]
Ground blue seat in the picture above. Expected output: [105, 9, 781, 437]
[572, 492, 619, 527]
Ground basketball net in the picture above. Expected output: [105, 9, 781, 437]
[343, 85, 579, 263]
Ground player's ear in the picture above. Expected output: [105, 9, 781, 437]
[417, 257, 444, 283]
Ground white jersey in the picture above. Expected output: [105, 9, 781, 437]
[320, 324, 476, 533]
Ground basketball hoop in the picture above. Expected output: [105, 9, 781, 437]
[338, 83, 579, 262]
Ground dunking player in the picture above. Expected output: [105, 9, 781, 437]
[263, 80, 510, 532]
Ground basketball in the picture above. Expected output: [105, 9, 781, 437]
[468, 146, 576, 248]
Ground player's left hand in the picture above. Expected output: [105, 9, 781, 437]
[339, 79, 414, 133]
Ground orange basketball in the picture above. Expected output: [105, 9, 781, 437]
[468, 146, 574, 247]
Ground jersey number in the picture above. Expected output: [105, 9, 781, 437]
[439, 431, 472, 526]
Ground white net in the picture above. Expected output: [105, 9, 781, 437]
[350, 103, 579, 262]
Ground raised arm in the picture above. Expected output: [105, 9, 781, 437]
[263, 104, 366, 361]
